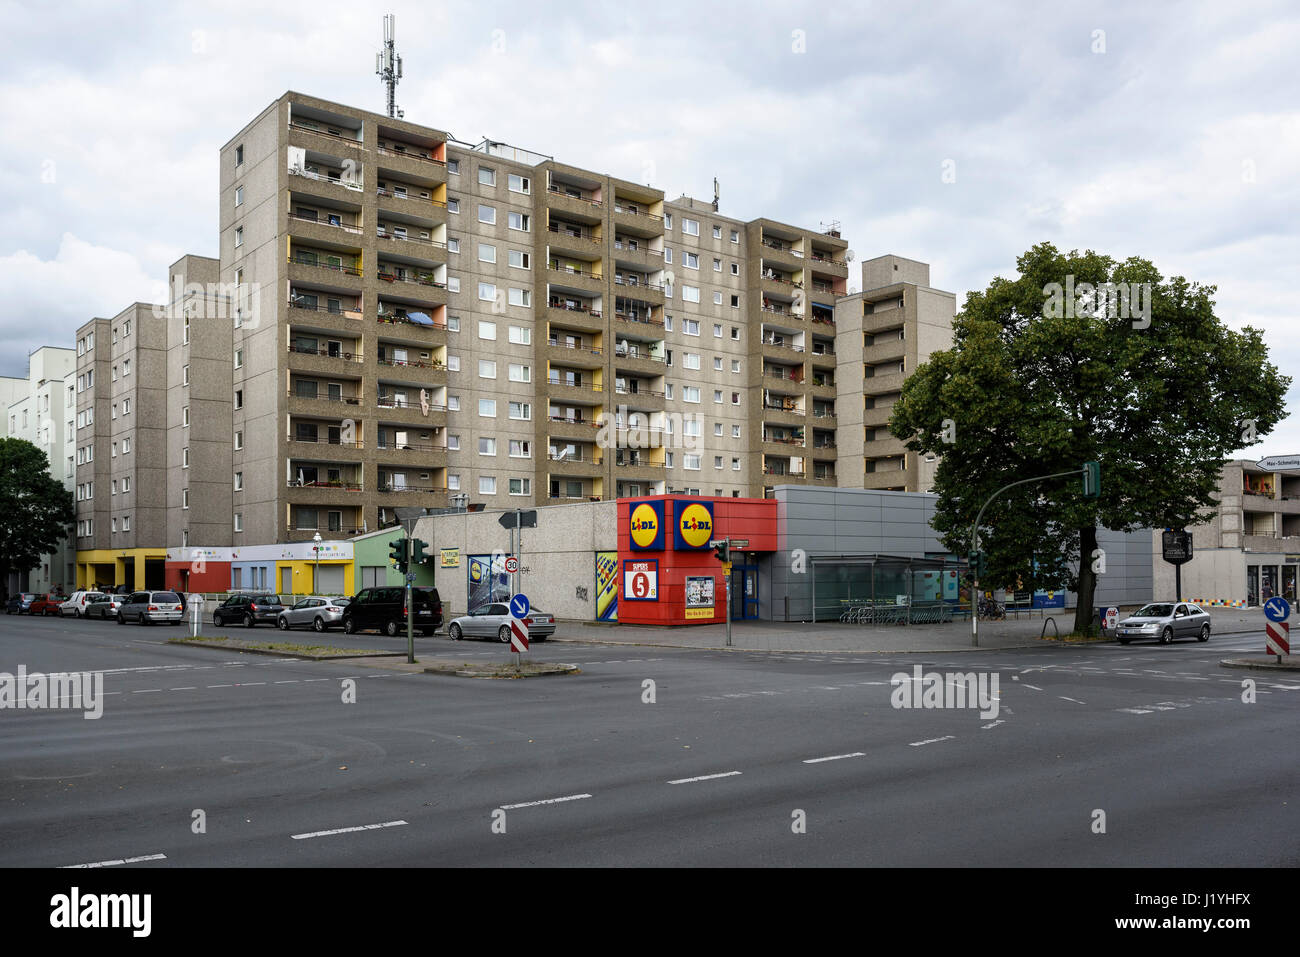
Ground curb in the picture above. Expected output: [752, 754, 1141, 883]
[546, 637, 1049, 654]
[166, 638, 405, 661]
[422, 662, 581, 679]
[1218, 657, 1300, 672]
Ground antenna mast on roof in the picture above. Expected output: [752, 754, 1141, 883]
[713, 178, 720, 212]
[375, 14, 404, 119]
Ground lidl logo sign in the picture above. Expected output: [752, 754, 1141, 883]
[675, 501, 714, 550]
[629, 500, 665, 551]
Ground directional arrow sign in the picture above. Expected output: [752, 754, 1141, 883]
[510, 593, 530, 619]
[1264, 596, 1291, 623]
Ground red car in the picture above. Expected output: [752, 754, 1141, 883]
[30, 593, 67, 616]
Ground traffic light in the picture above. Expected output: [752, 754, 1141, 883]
[389, 537, 408, 573]
[712, 540, 730, 563]
[410, 538, 428, 565]
[1082, 460, 1100, 498]
[968, 550, 986, 579]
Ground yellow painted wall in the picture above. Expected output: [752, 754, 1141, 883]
[275, 560, 354, 597]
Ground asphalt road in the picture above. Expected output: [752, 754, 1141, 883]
[0, 612, 1296, 867]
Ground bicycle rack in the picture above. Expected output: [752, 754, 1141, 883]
[1041, 617, 1059, 639]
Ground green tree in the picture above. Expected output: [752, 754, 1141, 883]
[891, 243, 1289, 634]
[0, 438, 76, 594]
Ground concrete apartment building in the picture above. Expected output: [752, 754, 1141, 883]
[834, 255, 957, 492]
[4, 346, 77, 594]
[213, 90, 864, 547]
[1154, 458, 1300, 606]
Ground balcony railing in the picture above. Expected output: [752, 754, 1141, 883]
[376, 356, 445, 370]
[614, 386, 665, 398]
[288, 345, 363, 362]
[288, 390, 362, 405]
[761, 238, 801, 255]
[288, 167, 363, 191]
[549, 261, 602, 279]
[810, 315, 836, 326]
[376, 270, 445, 288]
[548, 415, 599, 426]
[548, 451, 602, 464]
[290, 212, 363, 234]
[812, 409, 837, 419]
[377, 483, 446, 493]
[761, 273, 803, 288]
[287, 435, 365, 449]
[763, 466, 806, 477]
[289, 256, 362, 276]
[376, 145, 446, 165]
[810, 284, 837, 296]
[813, 441, 837, 450]
[810, 347, 836, 357]
[377, 397, 448, 411]
[763, 435, 805, 446]
[809, 252, 840, 264]
[762, 338, 804, 352]
[763, 402, 805, 415]
[811, 377, 835, 388]
[613, 347, 664, 362]
[287, 524, 366, 536]
[547, 378, 602, 392]
[613, 275, 662, 291]
[764, 370, 804, 382]
[286, 480, 364, 491]
[377, 441, 446, 453]
[547, 184, 602, 206]
[376, 186, 447, 208]
[376, 229, 447, 249]
[288, 121, 364, 148]
[613, 239, 658, 253]
[547, 300, 602, 317]
[549, 224, 600, 244]
[288, 299, 363, 318]
[377, 312, 447, 329]
[548, 339, 602, 356]
[760, 304, 799, 316]
[615, 312, 663, 327]
[613, 204, 662, 221]
[614, 457, 664, 468]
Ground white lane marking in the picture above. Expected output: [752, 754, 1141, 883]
[170, 687, 196, 691]
[982, 719, 1005, 730]
[62, 853, 167, 868]
[500, 793, 593, 810]
[1023, 684, 1044, 691]
[292, 820, 408, 840]
[668, 771, 743, 785]
[207, 684, 233, 688]
[303, 678, 330, 682]
[803, 752, 865, 764]
[274, 680, 298, 684]
[132, 689, 161, 694]
[238, 682, 266, 686]
[1118, 708, 1153, 714]
[1058, 696, 1085, 704]
[909, 736, 956, 747]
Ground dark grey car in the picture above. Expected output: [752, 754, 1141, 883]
[212, 593, 285, 628]
[1116, 602, 1211, 644]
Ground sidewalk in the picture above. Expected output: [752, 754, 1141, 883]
[547, 607, 1274, 654]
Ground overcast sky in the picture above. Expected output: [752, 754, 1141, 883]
[1, 0, 1296, 455]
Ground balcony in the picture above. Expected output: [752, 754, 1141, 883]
[375, 395, 447, 425]
[759, 236, 804, 268]
[612, 346, 665, 375]
[548, 222, 602, 258]
[285, 478, 366, 505]
[287, 165, 365, 202]
[761, 402, 806, 424]
[612, 238, 662, 269]
[809, 346, 837, 367]
[286, 389, 363, 415]
[286, 433, 366, 460]
[809, 312, 836, 329]
[865, 371, 906, 395]
[613, 453, 664, 472]
[809, 375, 836, 395]
[287, 254, 363, 287]
[288, 120, 364, 152]
[288, 211, 364, 246]
[287, 298, 364, 328]
[376, 311, 448, 336]
[546, 376, 604, 405]
[547, 414, 604, 441]
[286, 343, 364, 375]
[374, 140, 448, 183]
[612, 203, 663, 238]
[811, 406, 837, 423]
[863, 404, 896, 428]
[758, 302, 804, 322]
[375, 227, 447, 263]
[546, 338, 604, 369]
[613, 385, 665, 411]
[613, 274, 664, 303]
[548, 259, 604, 293]
[375, 268, 449, 304]
[809, 250, 849, 277]
[547, 449, 604, 476]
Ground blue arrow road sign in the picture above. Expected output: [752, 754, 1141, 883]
[1264, 596, 1290, 622]
[511, 593, 530, 619]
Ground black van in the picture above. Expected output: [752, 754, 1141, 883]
[341, 586, 442, 636]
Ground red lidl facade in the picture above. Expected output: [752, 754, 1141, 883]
[616, 496, 778, 625]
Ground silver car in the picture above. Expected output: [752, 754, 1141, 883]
[1116, 602, 1211, 645]
[277, 596, 351, 632]
[117, 591, 184, 625]
[448, 603, 556, 643]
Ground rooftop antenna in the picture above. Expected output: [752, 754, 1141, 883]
[375, 14, 403, 119]
[712, 177, 720, 212]
[821, 220, 842, 238]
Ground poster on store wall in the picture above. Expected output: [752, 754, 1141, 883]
[595, 551, 618, 621]
[684, 576, 715, 619]
[467, 554, 510, 613]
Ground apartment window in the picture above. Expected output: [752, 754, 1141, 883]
[234, 226, 243, 249]
[683, 318, 700, 335]
[183, 317, 190, 344]
[447, 355, 461, 372]
[479, 360, 497, 379]
[732, 458, 741, 470]
[731, 359, 741, 373]
[112, 365, 117, 381]
[684, 454, 701, 470]
[714, 390, 723, 403]
[447, 158, 460, 174]
[731, 327, 740, 340]
[122, 515, 131, 531]
[234, 472, 243, 491]
[478, 320, 497, 340]
[182, 447, 190, 468]
[234, 144, 244, 165]
[509, 439, 531, 458]
[713, 292, 723, 305]
[664, 247, 672, 264]
[235, 186, 243, 207]
[508, 173, 530, 194]
[479, 476, 496, 495]
[447, 277, 461, 293]
[447, 474, 461, 491]
[712, 225, 723, 240]
[714, 456, 723, 469]
[732, 424, 741, 438]
[447, 198, 460, 213]
[664, 314, 673, 332]
[713, 258, 722, 272]
[479, 398, 497, 417]
[235, 389, 243, 409]
[122, 437, 131, 453]
[507, 211, 530, 231]
[478, 242, 496, 263]
[730, 229, 739, 243]
[713, 357, 723, 371]
[182, 488, 189, 509]
[478, 204, 496, 225]
[479, 167, 496, 187]
[234, 349, 243, 369]
[731, 392, 741, 405]
[683, 218, 699, 236]
[111, 518, 117, 533]
[664, 213, 673, 229]
[508, 249, 530, 269]
[182, 364, 189, 385]
[683, 353, 701, 370]
[665, 383, 674, 400]
[448, 238, 460, 253]
[234, 513, 242, 532]
[509, 477, 531, 495]
[683, 287, 700, 305]
[479, 437, 497, 456]
[731, 263, 740, 277]
[665, 451, 674, 468]
[684, 419, 701, 438]
[234, 430, 243, 450]
[508, 363, 530, 382]
[683, 386, 700, 403]
[714, 422, 724, 436]
[509, 401, 531, 420]
[448, 316, 460, 332]
[508, 325, 531, 345]
[448, 395, 461, 411]
[477, 283, 498, 305]
[684, 252, 699, 270]
[507, 288, 530, 307]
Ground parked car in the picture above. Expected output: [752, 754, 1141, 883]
[448, 602, 555, 643]
[5, 593, 39, 615]
[117, 591, 184, 625]
[30, 593, 68, 616]
[60, 591, 105, 617]
[211, 593, 285, 628]
[1116, 602, 1211, 645]
[341, 586, 442, 636]
[278, 596, 351, 632]
[84, 595, 124, 620]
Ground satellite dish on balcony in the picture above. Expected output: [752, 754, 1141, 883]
[846, 250, 855, 262]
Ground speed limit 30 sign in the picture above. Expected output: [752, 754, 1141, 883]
[623, 560, 658, 601]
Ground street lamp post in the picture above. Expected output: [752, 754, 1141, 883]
[312, 532, 322, 594]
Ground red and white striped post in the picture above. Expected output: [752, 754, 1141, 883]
[1265, 620, 1290, 662]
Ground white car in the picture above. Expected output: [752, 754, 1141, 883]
[60, 591, 106, 617]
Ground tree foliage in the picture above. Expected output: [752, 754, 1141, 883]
[890, 243, 1289, 632]
[0, 438, 76, 588]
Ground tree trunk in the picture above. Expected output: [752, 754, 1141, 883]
[1073, 525, 1098, 635]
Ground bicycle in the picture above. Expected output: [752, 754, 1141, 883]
[978, 598, 1006, 621]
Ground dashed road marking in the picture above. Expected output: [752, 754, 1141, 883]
[909, 736, 956, 747]
[668, 771, 742, 785]
[62, 853, 167, 868]
[803, 752, 865, 764]
[500, 793, 593, 809]
[291, 820, 408, 840]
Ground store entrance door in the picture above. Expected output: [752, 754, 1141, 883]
[731, 565, 760, 620]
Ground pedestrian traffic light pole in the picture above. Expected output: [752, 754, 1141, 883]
[969, 463, 1099, 647]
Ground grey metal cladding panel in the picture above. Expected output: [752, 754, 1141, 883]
[783, 502, 834, 522]
[880, 521, 926, 539]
